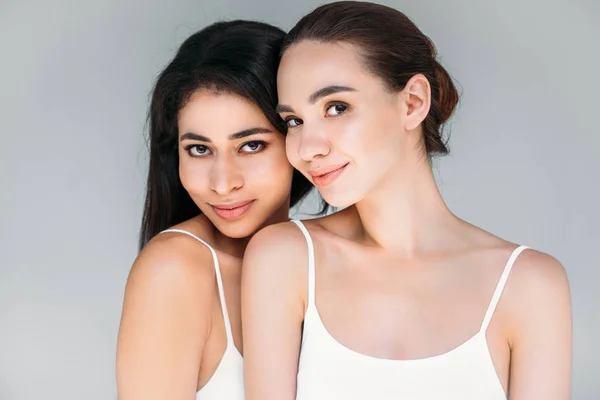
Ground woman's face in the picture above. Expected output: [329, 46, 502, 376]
[177, 91, 293, 238]
[277, 41, 414, 208]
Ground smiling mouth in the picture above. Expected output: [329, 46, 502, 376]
[210, 200, 255, 220]
[309, 163, 349, 187]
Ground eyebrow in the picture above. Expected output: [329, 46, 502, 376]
[180, 132, 211, 142]
[179, 127, 273, 142]
[229, 127, 273, 140]
[275, 85, 357, 114]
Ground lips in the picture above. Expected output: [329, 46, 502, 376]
[210, 200, 255, 220]
[308, 163, 349, 187]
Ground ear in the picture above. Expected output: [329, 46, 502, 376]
[399, 74, 431, 131]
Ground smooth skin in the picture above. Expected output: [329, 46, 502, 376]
[117, 92, 294, 399]
[242, 41, 572, 400]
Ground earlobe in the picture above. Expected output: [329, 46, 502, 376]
[402, 74, 431, 131]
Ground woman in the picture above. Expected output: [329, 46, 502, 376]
[242, 2, 572, 399]
[116, 20, 312, 399]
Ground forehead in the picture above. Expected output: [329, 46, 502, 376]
[277, 41, 373, 102]
[178, 91, 270, 136]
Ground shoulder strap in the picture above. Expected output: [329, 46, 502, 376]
[160, 229, 233, 341]
[290, 220, 316, 307]
[480, 245, 530, 332]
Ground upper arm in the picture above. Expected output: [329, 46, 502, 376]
[241, 223, 308, 400]
[116, 237, 216, 400]
[508, 250, 572, 399]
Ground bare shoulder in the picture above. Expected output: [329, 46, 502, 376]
[460, 220, 569, 291]
[242, 222, 313, 396]
[245, 220, 311, 271]
[244, 213, 350, 268]
[117, 226, 219, 397]
[124, 229, 218, 309]
[509, 248, 570, 297]
[503, 248, 571, 338]
[243, 220, 314, 307]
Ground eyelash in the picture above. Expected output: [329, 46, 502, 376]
[184, 140, 268, 157]
[284, 101, 350, 129]
[240, 140, 268, 154]
[185, 144, 210, 157]
[325, 102, 349, 117]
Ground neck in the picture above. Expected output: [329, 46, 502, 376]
[355, 154, 457, 256]
[212, 232, 250, 259]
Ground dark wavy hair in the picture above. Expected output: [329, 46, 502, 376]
[139, 20, 313, 250]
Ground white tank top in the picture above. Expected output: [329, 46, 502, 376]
[290, 220, 528, 400]
[160, 229, 244, 400]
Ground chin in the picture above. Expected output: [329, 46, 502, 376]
[212, 219, 259, 239]
[319, 189, 360, 209]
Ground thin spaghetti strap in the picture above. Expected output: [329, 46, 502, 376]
[159, 229, 234, 342]
[480, 245, 530, 333]
[290, 220, 316, 307]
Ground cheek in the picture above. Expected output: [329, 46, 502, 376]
[285, 133, 302, 169]
[328, 113, 373, 160]
[178, 157, 209, 196]
[243, 147, 294, 187]
[338, 109, 400, 162]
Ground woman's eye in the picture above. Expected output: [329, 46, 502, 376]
[240, 141, 266, 153]
[285, 117, 303, 128]
[325, 103, 348, 117]
[187, 145, 211, 157]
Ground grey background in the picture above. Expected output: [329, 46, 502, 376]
[1, 0, 598, 398]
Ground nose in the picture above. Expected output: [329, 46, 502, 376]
[296, 121, 331, 162]
[209, 155, 243, 195]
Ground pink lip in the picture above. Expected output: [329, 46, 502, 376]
[210, 200, 255, 220]
[308, 163, 348, 187]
